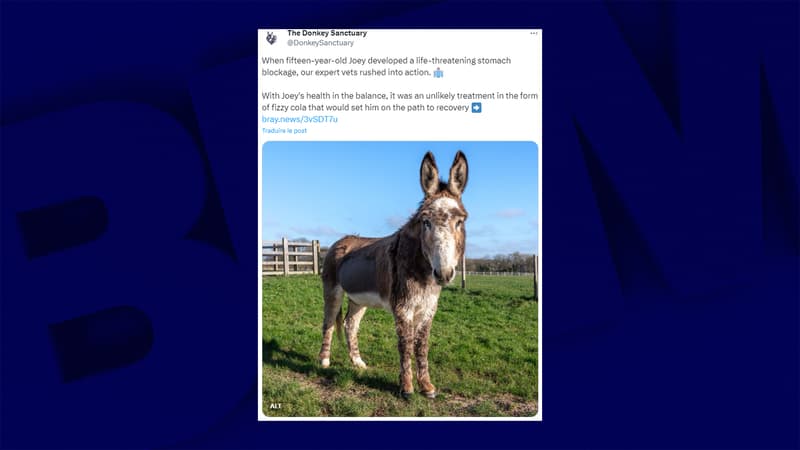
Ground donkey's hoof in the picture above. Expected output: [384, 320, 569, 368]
[320, 358, 330, 368]
[352, 357, 367, 369]
[400, 391, 414, 400]
[421, 390, 437, 399]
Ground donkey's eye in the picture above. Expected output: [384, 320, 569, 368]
[456, 220, 463, 229]
[423, 219, 432, 229]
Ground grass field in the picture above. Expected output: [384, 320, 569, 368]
[261, 274, 538, 417]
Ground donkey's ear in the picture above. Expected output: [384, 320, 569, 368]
[448, 151, 469, 196]
[419, 152, 440, 197]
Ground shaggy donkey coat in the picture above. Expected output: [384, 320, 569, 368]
[319, 151, 469, 398]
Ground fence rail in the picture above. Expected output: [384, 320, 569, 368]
[459, 271, 535, 277]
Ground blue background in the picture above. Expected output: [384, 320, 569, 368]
[1, 1, 798, 449]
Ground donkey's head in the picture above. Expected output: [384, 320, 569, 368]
[417, 151, 469, 286]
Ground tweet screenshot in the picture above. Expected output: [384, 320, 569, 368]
[259, 29, 541, 420]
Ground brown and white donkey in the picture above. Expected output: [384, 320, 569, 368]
[319, 151, 469, 399]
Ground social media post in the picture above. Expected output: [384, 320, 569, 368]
[259, 30, 541, 420]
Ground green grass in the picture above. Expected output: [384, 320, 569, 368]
[262, 274, 538, 417]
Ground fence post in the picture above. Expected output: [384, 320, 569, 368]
[312, 240, 319, 274]
[282, 237, 289, 275]
[461, 252, 466, 290]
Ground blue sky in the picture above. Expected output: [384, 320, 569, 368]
[262, 141, 538, 258]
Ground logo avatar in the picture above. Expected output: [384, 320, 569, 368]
[266, 32, 277, 45]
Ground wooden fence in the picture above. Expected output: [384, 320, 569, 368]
[262, 238, 328, 276]
[262, 238, 539, 298]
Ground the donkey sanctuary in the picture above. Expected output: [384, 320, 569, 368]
[319, 151, 469, 399]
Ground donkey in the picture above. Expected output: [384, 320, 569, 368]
[318, 151, 468, 399]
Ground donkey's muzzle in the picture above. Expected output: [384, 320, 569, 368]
[434, 268, 455, 285]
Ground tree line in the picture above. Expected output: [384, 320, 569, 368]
[464, 252, 536, 273]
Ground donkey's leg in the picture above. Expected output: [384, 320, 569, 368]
[414, 313, 437, 398]
[344, 300, 368, 369]
[394, 308, 415, 398]
[319, 284, 344, 368]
